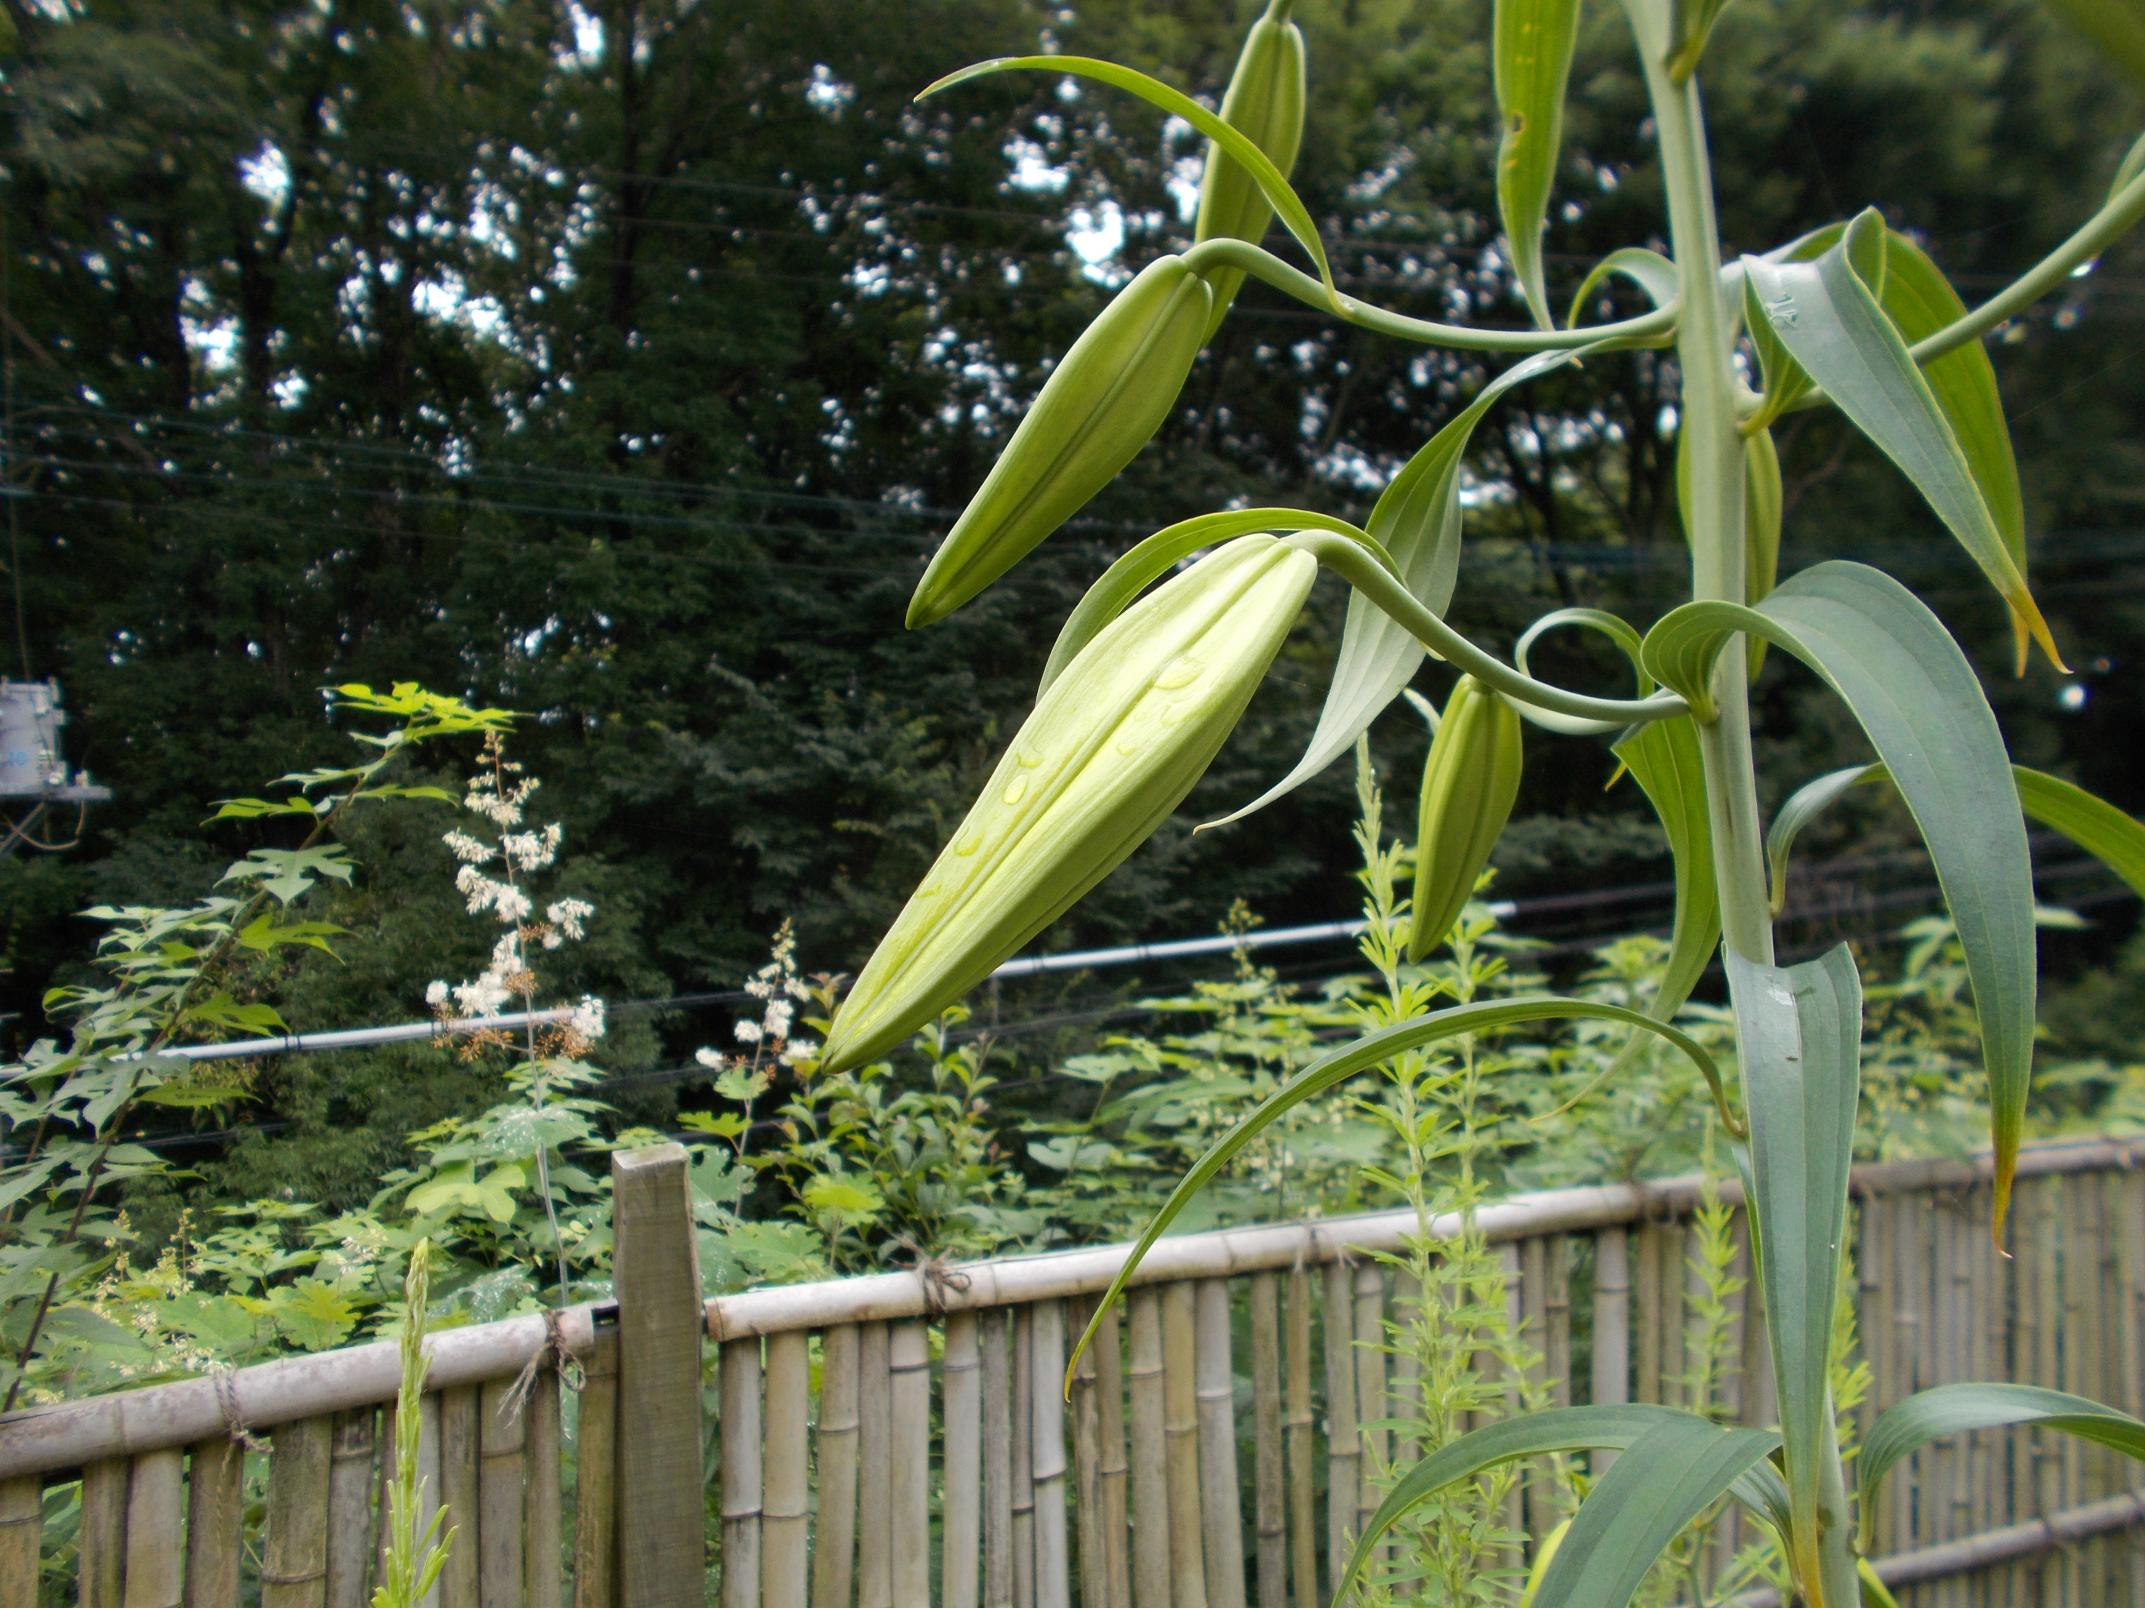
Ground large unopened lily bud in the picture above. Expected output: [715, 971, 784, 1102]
[1409, 676, 1524, 962]
[906, 257, 1215, 628]
[1193, 0, 1306, 340]
[827, 536, 1317, 1071]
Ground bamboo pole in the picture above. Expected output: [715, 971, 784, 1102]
[611, 1145, 704, 1608]
[1591, 1228, 1630, 1479]
[1658, 1219, 1687, 1414]
[1500, 1242, 1524, 1557]
[1520, 1236, 1553, 1542]
[761, 1333, 809, 1608]
[980, 1315, 1013, 1608]
[1546, 1238, 1573, 1412]
[811, 1326, 859, 1608]
[1029, 1303, 1070, 1608]
[1069, 1300, 1107, 1608]
[1320, 1261, 1357, 1592]
[1927, 1197, 1956, 1565]
[570, 1328, 618, 1608]
[123, 1448, 182, 1608]
[1350, 1263, 1385, 1574]
[891, 1321, 934, 1608]
[527, 1370, 563, 1608]
[1093, 1300, 1132, 1608]
[478, 1380, 526, 1608]
[2061, 1175, 2094, 1606]
[1163, 1283, 1209, 1608]
[1193, 1280, 1245, 1607]
[1284, 1267, 1316, 1608]
[1964, 1188, 1994, 1562]
[1010, 1310, 1035, 1608]
[1249, 1274, 1286, 1608]
[263, 1416, 331, 1608]
[944, 1313, 983, 1608]
[1857, 1199, 1883, 1447]
[856, 1321, 893, 1608]
[1126, 1291, 1170, 1608]
[437, 1386, 479, 1608]
[0, 1475, 37, 1608]
[79, 1456, 127, 1608]
[2120, 1169, 2145, 1608]
[720, 1338, 764, 1608]
[182, 1438, 242, 1608]
[1635, 1225, 1662, 1406]
[325, 1408, 377, 1608]
[2030, 1179, 2062, 1604]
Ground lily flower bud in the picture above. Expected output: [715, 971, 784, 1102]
[1193, 0, 1307, 340]
[827, 536, 1317, 1071]
[906, 256, 1215, 628]
[1409, 675, 1524, 962]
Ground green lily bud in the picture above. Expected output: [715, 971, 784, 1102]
[1193, 0, 1307, 341]
[1409, 675, 1524, 962]
[827, 535, 1317, 1071]
[906, 256, 1215, 628]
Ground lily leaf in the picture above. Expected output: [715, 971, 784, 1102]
[1771, 762, 2145, 912]
[1338, 1404, 1783, 1604]
[1066, 997, 1732, 1386]
[1610, 714, 1721, 1053]
[1741, 234, 2059, 669]
[1531, 1416, 1786, 1608]
[1566, 247, 1678, 328]
[1727, 942, 1861, 1599]
[1643, 561, 2035, 1240]
[1494, 0, 1584, 328]
[1215, 344, 1599, 826]
[921, 56, 1334, 300]
[1859, 1383, 2145, 1547]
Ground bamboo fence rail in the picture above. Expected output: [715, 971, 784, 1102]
[3, 1137, 2145, 1605]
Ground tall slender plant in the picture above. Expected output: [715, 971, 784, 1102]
[819, 2, 2145, 1600]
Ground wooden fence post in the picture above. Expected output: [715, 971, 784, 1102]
[612, 1143, 705, 1607]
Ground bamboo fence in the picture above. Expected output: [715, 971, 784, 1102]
[2, 1137, 2144, 1605]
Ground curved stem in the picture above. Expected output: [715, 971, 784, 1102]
[1289, 532, 1690, 726]
[1182, 237, 1680, 353]
[1910, 167, 2145, 365]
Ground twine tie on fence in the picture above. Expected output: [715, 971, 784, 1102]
[497, 1305, 582, 1425]
[917, 1253, 972, 1317]
[212, 1366, 269, 1453]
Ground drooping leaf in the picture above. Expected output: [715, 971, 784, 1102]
[1066, 999, 1731, 1385]
[1859, 1384, 2145, 1547]
[1566, 247, 1678, 327]
[2012, 766, 2145, 898]
[1494, 0, 1584, 328]
[2117, 131, 2145, 202]
[1666, 0, 1743, 81]
[1339, 1404, 1783, 1604]
[1727, 943, 1862, 1599]
[920, 56, 1334, 298]
[1530, 1416, 1786, 1608]
[1740, 236, 2060, 668]
[1768, 763, 2145, 912]
[1643, 561, 2035, 1239]
[1863, 231, 2032, 673]
[1215, 345, 1596, 826]
[1611, 714, 1721, 1047]
[1038, 507, 1367, 693]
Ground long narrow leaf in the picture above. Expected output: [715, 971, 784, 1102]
[1531, 1417, 1786, 1608]
[1768, 762, 2145, 913]
[1064, 997, 1730, 1386]
[1339, 1405, 1784, 1603]
[1727, 943, 1861, 1602]
[921, 56, 1335, 300]
[1859, 1384, 2145, 1546]
[1870, 231, 2032, 673]
[1643, 561, 2035, 1240]
[1213, 345, 1599, 826]
[1494, 0, 1584, 328]
[1740, 240, 2059, 668]
[1610, 714, 1721, 1051]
